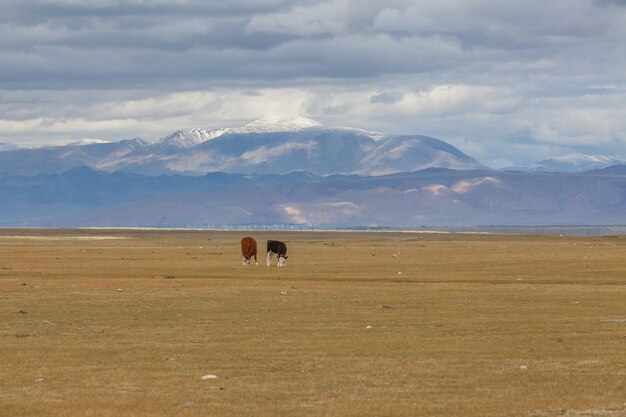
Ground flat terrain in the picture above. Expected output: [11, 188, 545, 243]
[1, 229, 625, 417]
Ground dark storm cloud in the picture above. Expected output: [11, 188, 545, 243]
[2, 0, 623, 89]
[0, 1, 524, 88]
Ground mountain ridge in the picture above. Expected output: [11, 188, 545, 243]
[2, 119, 626, 229]
[506, 153, 626, 173]
[2, 165, 626, 228]
[0, 118, 485, 177]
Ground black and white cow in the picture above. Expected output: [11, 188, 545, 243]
[266, 240, 287, 267]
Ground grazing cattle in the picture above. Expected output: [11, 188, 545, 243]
[266, 240, 288, 267]
[240, 237, 258, 266]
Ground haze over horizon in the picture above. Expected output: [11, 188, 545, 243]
[2, 0, 626, 168]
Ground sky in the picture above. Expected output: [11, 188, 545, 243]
[1, 0, 626, 168]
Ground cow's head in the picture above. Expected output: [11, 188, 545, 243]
[278, 255, 287, 267]
[242, 256, 250, 266]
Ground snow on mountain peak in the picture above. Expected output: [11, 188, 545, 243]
[509, 152, 626, 172]
[334, 126, 387, 141]
[157, 127, 231, 148]
[68, 138, 113, 146]
[234, 116, 324, 134]
[546, 153, 625, 166]
[155, 118, 323, 148]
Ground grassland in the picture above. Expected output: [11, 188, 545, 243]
[1, 228, 625, 417]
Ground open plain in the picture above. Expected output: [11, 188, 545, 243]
[1, 228, 625, 417]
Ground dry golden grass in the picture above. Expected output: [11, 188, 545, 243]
[1, 229, 625, 417]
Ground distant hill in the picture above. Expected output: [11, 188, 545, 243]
[0, 138, 146, 177]
[506, 153, 626, 173]
[0, 118, 486, 177]
[589, 164, 626, 175]
[2, 166, 626, 228]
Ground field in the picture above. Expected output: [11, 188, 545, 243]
[1, 229, 625, 417]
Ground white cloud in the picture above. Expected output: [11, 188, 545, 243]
[389, 84, 522, 116]
[2, 0, 626, 165]
[0, 88, 314, 145]
[519, 92, 626, 147]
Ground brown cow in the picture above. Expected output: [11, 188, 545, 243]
[240, 237, 258, 266]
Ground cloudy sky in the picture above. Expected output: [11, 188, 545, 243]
[1, 0, 625, 167]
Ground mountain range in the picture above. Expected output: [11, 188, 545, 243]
[1, 117, 625, 228]
[1, 166, 625, 228]
[0, 117, 485, 177]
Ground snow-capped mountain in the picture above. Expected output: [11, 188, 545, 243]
[508, 153, 626, 173]
[231, 116, 324, 134]
[134, 117, 485, 175]
[155, 128, 231, 149]
[154, 117, 323, 149]
[67, 139, 113, 146]
[3, 117, 626, 228]
[0, 117, 486, 177]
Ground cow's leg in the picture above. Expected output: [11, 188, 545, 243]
[254, 253, 258, 265]
[266, 251, 273, 267]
